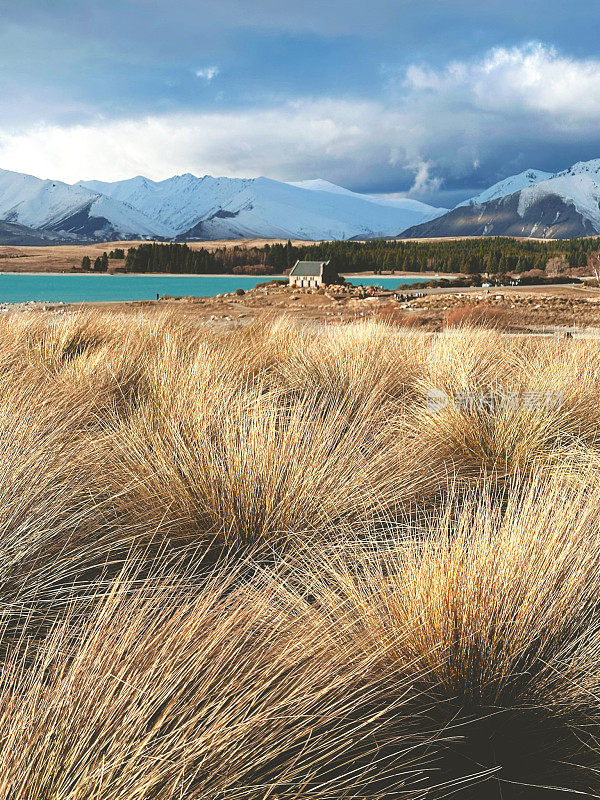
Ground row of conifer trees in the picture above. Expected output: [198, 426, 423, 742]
[79, 237, 600, 275]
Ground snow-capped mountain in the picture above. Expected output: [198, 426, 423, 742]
[0, 168, 168, 241]
[5, 159, 600, 244]
[400, 159, 600, 239]
[78, 173, 447, 241]
[455, 170, 553, 208]
[0, 166, 447, 244]
[517, 160, 600, 233]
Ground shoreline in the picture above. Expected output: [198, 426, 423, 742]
[0, 270, 440, 279]
[1, 283, 599, 341]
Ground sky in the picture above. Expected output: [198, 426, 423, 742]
[0, 0, 599, 206]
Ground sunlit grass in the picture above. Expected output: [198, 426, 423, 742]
[0, 310, 597, 797]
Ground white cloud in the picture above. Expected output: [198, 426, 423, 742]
[0, 100, 411, 185]
[195, 66, 220, 81]
[405, 160, 442, 195]
[1, 44, 599, 196]
[403, 43, 600, 118]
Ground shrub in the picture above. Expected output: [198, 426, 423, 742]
[445, 302, 510, 329]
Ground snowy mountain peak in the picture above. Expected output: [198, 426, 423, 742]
[400, 158, 600, 239]
[0, 167, 170, 239]
[289, 178, 354, 195]
[556, 159, 600, 178]
[457, 169, 554, 208]
[288, 178, 447, 218]
[0, 167, 447, 243]
[75, 172, 446, 241]
[514, 162, 600, 232]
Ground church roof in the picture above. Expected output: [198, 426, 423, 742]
[289, 260, 329, 276]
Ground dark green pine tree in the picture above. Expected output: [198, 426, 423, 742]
[285, 240, 294, 271]
[81, 255, 91, 270]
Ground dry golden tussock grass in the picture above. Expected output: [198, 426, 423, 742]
[0, 558, 449, 800]
[0, 310, 597, 797]
[287, 475, 600, 795]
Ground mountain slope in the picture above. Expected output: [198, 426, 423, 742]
[0, 220, 65, 246]
[456, 170, 553, 208]
[0, 168, 171, 240]
[288, 179, 447, 217]
[400, 193, 597, 239]
[400, 161, 600, 239]
[79, 174, 445, 240]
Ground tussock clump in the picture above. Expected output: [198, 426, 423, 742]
[0, 311, 115, 375]
[265, 319, 422, 411]
[445, 302, 510, 330]
[401, 329, 600, 490]
[0, 565, 435, 800]
[104, 388, 419, 552]
[294, 475, 600, 797]
[0, 379, 108, 601]
[407, 394, 600, 487]
[417, 326, 519, 395]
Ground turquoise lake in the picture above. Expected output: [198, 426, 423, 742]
[0, 274, 431, 304]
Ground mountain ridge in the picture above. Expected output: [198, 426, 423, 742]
[0, 168, 168, 242]
[78, 173, 448, 241]
[0, 167, 448, 245]
[455, 170, 554, 208]
[3, 159, 600, 245]
[400, 159, 600, 240]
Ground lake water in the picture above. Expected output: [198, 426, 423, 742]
[0, 274, 431, 304]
